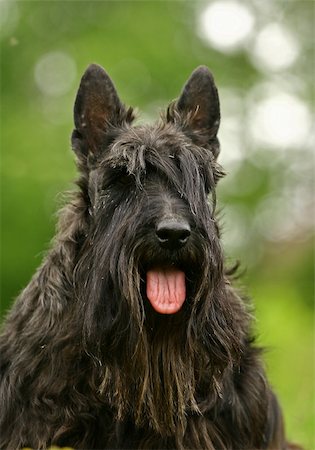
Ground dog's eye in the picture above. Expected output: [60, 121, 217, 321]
[103, 170, 132, 190]
[118, 173, 132, 186]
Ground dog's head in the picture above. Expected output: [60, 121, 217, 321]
[72, 65, 227, 348]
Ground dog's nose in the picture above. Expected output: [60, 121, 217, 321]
[156, 219, 191, 250]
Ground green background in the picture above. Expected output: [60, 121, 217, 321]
[1, 1, 313, 448]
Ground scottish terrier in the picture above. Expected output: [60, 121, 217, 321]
[0, 65, 292, 449]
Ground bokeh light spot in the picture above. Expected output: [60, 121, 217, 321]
[249, 92, 312, 149]
[34, 51, 77, 97]
[198, 1, 255, 53]
[251, 23, 299, 72]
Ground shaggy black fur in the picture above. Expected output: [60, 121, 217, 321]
[0, 65, 290, 449]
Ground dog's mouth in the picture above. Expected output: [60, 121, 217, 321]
[146, 268, 186, 314]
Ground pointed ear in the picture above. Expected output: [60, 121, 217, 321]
[168, 66, 220, 157]
[72, 64, 134, 159]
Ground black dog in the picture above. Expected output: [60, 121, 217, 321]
[0, 65, 290, 449]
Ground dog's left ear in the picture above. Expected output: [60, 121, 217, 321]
[168, 66, 220, 157]
[72, 64, 134, 160]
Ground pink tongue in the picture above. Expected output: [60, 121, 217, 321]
[146, 269, 186, 314]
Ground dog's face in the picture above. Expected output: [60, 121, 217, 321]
[72, 65, 225, 330]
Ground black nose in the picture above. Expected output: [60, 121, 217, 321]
[156, 219, 191, 250]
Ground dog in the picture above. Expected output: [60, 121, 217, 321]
[0, 64, 292, 449]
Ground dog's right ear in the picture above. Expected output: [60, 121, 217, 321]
[72, 64, 134, 161]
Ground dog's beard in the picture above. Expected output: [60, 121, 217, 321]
[75, 226, 229, 435]
[102, 236, 226, 434]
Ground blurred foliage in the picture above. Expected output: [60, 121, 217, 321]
[1, 1, 314, 448]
